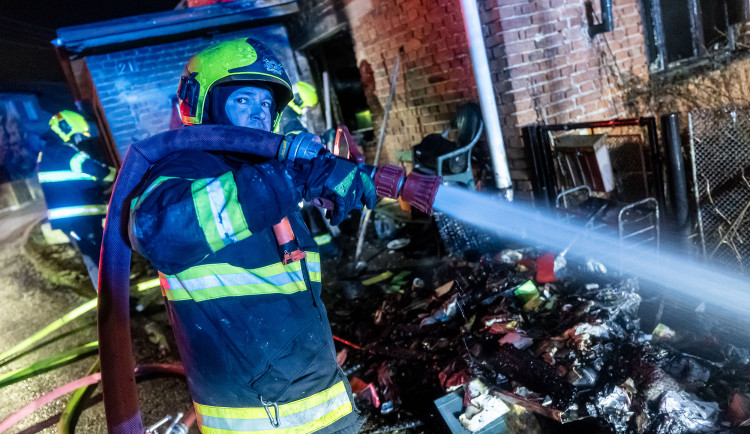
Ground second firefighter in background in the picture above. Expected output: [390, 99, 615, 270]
[38, 110, 116, 290]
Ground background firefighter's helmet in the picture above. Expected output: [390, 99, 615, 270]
[288, 81, 318, 114]
[177, 37, 294, 128]
[49, 110, 90, 143]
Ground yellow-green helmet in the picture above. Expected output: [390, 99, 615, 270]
[177, 37, 294, 128]
[49, 110, 90, 142]
[288, 81, 318, 114]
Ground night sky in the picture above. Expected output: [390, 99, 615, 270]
[0, 0, 181, 32]
[0, 0, 181, 106]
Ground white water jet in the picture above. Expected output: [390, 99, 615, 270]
[433, 185, 750, 319]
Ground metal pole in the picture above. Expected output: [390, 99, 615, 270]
[354, 49, 403, 264]
[460, 0, 513, 199]
[373, 48, 402, 167]
[688, 113, 707, 257]
[322, 71, 332, 130]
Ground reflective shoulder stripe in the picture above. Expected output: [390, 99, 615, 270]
[38, 171, 97, 183]
[69, 151, 90, 173]
[48, 204, 108, 220]
[195, 381, 352, 434]
[191, 172, 251, 253]
[192, 177, 228, 252]
[219, 171, 251, 243]
[162, 260, 308, 302]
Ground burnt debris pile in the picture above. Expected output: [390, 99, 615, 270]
[325, 248, 750, 433]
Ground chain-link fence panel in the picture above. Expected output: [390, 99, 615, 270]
[689, 106, 750, 273]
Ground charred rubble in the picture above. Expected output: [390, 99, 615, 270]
[323, 247, 750, 433]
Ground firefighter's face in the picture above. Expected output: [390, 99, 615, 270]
[224, 86, 273, 132]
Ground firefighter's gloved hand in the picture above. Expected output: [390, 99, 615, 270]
[289, 154, 376, 225]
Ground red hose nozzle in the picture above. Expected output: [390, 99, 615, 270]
[372, 164, 405, 199]
[401, 172, 442, 215]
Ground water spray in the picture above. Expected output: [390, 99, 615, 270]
[432, 185, 750, 320]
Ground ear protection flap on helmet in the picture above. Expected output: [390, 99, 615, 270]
[178, 73, 201, 118]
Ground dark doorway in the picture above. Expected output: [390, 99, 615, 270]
[305, 31, 373, 142]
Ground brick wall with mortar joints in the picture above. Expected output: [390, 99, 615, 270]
[295, 0, 652, 196]
[86, 26, 302, 158]
[87, 38, 210, 157]
[481, 0, 649, 174]
[343, 0, 480, 167]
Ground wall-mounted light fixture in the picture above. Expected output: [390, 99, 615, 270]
[587, 0, 613, 37]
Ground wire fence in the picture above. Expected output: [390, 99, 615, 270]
[689, 106, 750, 273]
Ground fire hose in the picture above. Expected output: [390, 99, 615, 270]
[97, 125, 442, 433]
[0, 363, 187, 433]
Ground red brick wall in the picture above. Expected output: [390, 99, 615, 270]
[343, 0, 479, 165]
[297, 0, 650, 195]
[480, 0, 649, 193]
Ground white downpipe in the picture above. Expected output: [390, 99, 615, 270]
[460, 0, 513, 199]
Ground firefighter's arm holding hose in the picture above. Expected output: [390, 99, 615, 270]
[128, 148, 375, 274]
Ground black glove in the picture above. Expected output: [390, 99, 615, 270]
[288, 154, 377, 225]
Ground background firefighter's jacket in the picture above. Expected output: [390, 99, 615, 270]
[128, 149, 360, 433]
[38, 136, 114, 228]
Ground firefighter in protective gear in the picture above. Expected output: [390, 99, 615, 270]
[38, 110, 116, 290]
[128, 38, 369, 433]
[279, 81, 318, 135]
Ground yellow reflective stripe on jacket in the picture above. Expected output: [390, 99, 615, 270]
[305, 251, 321, 283]
[195, 381, 352, 434]
[313, 233, 332, 246]
[192, 172, 251, 252]
[305, 251, 320, 273]
[69, 151, 89, 173]
[48, 204, 108, 220]
[161, 253, 320, 302]
[38, 171, 97, 183]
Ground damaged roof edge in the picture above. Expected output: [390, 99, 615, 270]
[54, 0, 298, 55]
